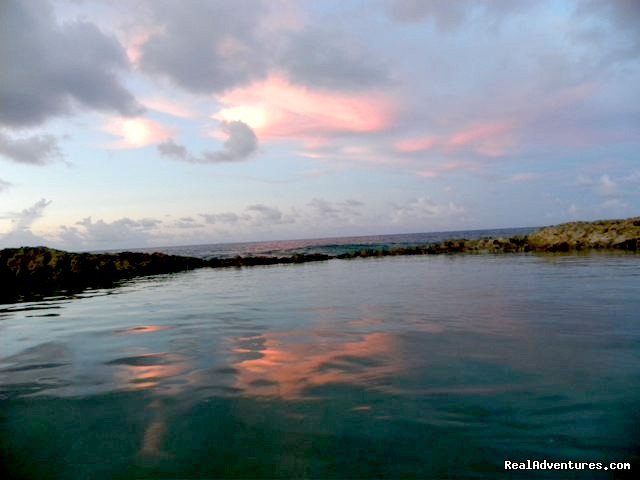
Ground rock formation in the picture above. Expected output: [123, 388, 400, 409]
[0, 247, 206, 301]
[527, 217, 640, 251]
[1, 217, 638, 302]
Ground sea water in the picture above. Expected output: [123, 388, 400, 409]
[1, 235, 639, 478]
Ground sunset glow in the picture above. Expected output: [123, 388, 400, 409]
[216, 74, 395, 141]
[1, 0, 638, 249]
[103, 117, 174, 149]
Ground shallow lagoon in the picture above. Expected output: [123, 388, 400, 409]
[1, 253, 639, 478]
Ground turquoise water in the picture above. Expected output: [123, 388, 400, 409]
[1, 252, 639, 478]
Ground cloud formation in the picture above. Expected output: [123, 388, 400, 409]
[386, 0, 535, 27]
[307, 198, 364, 223]
[391, 198, 465, 223]
[396, 121, 517, 160]
[0, 199, 51, 247]
[279, 29, 390, 91]
[139, 0, 270, 94]
[142, 98, 196, 119]
[0, 131, 62, 165]
[575, 0, 640, 65]
[57, 216, 163, 250]
[198, 204, 296, 229]
[136, 0, 388, 96]
[246, 204, 294, 225]
[594, 175, 619, 198]
[12, 199, 51, 231]
[0, 0, 141, 127]
[215, 74, 394, 141]
[104, 117, 174, 149]
[158, 121, 258, 163]
[386, 0, 472, 26]
[199, 212, 243, 225]
[576, 173, 633, 200]
[174, 217, 205, 229]
[0, 178, 11, 193]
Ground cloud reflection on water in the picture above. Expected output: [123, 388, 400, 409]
[111, 353, 189, 393]
[231, 330, 401, 399]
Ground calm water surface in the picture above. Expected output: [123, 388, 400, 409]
[1, 253, 639, 478]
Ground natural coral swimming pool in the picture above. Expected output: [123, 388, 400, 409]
[1, 253, 639, 478]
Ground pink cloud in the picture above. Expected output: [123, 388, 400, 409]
[125, 33, 147, 65]
[142, 98, 196, 119]
[396, 121, 517, 158]
[296, 150, 328, 160]
[415, 169, 441, 178]
[416, 160, 484, 178]
[214, 73, 395, 141]
[445, 121, 515, 157]
[103, 117, 174, 149]
[302, 137, 332, 149]
[121, 25, 165, 65]
[395, 136, 437, 153]
[297, 143, 408, 166]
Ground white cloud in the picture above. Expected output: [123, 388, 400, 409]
[56, 216, 163, 250]
[0, 198, 51, 247]
[174, 217, 205, 229]
[246, 204, 295, 225]
[10, 198, 51, 231]
[307, 198, 364, 223]
[199, 212, 244, 225]
[0, 178, 11, 193]
[595, 174, 619, 197]
[103, 117, 173, 149]
[391, 197, 465, 223]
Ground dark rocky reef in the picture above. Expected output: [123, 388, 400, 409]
[335, 236, 530, 258]
[0, 247, 333, 302]
[206, 253, 332, 268]
[0, 247, 207, 302]
[1, 217, 638, 303]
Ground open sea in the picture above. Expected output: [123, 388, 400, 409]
[1, 229, 639, 479]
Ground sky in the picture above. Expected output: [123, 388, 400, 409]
[1, 0, 639, 250]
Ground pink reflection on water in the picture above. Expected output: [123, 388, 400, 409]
[112, 353, 191, 395]
[232, 331, 400, 399]
[111, 353, 192, 459]
[118, 325, 170, 335]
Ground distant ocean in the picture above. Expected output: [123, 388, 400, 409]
[127, 226, 536, 258]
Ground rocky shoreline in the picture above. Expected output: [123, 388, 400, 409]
[1, 217, 638, 302]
